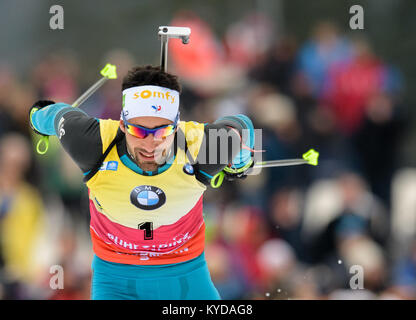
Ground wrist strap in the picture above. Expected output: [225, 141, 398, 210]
[223, 158, 253, 174]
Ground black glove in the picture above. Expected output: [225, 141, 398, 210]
[222, 159, 254, 182]
[29, 100, 55, 136]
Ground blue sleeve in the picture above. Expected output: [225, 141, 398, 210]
[193, 115, 255, 185]
[31, 103, 103, 174]
[214, 114, 254, 169]
[31, 103, 87, 136]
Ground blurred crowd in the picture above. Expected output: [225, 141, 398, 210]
[0, 11, 415, 300]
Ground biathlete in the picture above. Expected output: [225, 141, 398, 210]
[29, 65, 255, 300]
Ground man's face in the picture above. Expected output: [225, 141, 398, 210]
[120, 116, 176, 172]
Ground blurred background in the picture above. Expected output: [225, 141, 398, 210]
[1, 0, 416, 299]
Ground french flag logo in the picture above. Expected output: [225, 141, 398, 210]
[151, 105, 162, 112]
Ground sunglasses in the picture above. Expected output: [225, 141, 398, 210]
[121, 112, 179, 140]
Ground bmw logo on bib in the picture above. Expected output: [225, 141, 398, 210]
[130, 185, 166, 210]
[183, 163, 195, 175]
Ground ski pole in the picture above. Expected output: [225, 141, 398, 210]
[210, 149, 319, 188]
[72, 63, 117, 108]
[253, 149, 319, 169]
[35, 63, 117, 154]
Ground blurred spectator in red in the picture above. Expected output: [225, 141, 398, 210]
[321, 38, 382, 134]
[170, 11, 224, 83]
[224, 12, 274, 70]
[322, 38, 389, 135]
[170, 11, 244, 96]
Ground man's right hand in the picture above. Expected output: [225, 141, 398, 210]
[29, 100, 56, 136]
